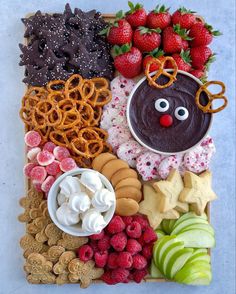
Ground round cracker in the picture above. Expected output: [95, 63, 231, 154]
[115, 198, 139, 216]
[111, 168, 138, 187]
[115, 178, 142, 190]
[101, 159, 129, 180]
[115, 186, 142, 202]
[92, 152, 116, 172]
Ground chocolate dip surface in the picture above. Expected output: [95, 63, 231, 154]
[129, 73, 212, 153]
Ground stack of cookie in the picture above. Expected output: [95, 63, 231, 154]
[92, 152, 142, 216]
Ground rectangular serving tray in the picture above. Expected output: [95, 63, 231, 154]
[22, 12, 211, 285]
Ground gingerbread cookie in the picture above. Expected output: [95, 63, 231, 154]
[53, 251, 76, 285]
[57, 233, 88, 250]
[24, 253, 56, 284]
[68, 259, 104, 288]
[42, 245, 65, 263]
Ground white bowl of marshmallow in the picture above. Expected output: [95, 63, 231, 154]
[47, 168, 116, 236]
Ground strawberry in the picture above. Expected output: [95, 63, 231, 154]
[190, 69, 207, 83]
[112, 44, 142, 78]
[125, 1, 147, 28]
[146, 5, 171, 30]
[172, 7, 196, 29]
[182, 40, 189, 50]
[190, 46, 214, 69]
[162, 24, 192, 54]
[133, 26, 161, 52]
[171, 49, 192, 72]
[100, 11, 133, 45]
[142, 48, 165, 72]
[189, 22, 222, 47]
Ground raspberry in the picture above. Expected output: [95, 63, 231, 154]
[97, 235, 111, 251]
[94, 251, 108, 268]
[89, 230, 105, 240]
[137, 235, 145, 246]
[106, 215, 125, 234]
[101, 270, 117, 285]
[111, 268, 129, 283]
[122, 216, 133, 226]
[132, 254, 147, 270]
[89, 240, 99, 253]
[133, 268, 148, 283]
[143, 227, 157, 244]
[126, 239, 142, 255]
[126, 222, 142, 238]
[142, 243, 154, 260]
[107, 252, 118, 269]
[117, 252, 133, 268]
[133, 215, 149, 231]
[110, 232, 127, 252]
[77, 245, 93, 262]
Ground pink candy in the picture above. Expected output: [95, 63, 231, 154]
[23, 130, 78, 195]
[24, 131, 41, 147]
[53, 146, 70, 161]
[60, 158, 77, 172]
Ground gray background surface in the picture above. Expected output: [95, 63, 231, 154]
[0, 0, 235, 293]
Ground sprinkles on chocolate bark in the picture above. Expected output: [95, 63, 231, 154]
[19, 3, 114, 86]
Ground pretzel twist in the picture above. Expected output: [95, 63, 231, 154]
[145, 56, 178, 89]
[195, 81, 228, 113]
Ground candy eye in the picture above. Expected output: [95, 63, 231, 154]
[175, 107, 189, 120]
[155, 99, 169, 112]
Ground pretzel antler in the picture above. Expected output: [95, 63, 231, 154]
[145, 56, 178, 89]
[195, 81, 228, 113]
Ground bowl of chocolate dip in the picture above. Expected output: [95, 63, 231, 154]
[127, 70, 213, 154]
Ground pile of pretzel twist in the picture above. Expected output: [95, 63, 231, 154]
[20, 74, 112, 167]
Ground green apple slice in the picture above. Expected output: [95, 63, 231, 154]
[155, 229, 166, 239]
[174, 260, 212, 284]
[168, 219, 177, 232]
[172, 212, 207, 231]
[161, 220, 171, 234]
[176, 269, 212, 285]
[150, 259, 164, 278]
[186, 252, 211, 264]
[171, 217, 208, 235]
[165, 248, 193, 279]
[153, 235, 177, 269]
[177, 229, 215, 248]
[180, 223, 214, 236]
[160, 241, 185, 275]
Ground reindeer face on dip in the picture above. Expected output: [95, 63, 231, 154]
[128, 72, 212, 154]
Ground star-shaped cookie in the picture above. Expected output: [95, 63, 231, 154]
[179, 170, 217, 215]
[153, 169, 184, 213]
[139, 184, 179, 229]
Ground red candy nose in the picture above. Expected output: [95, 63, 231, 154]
[159, 114, 173, 127]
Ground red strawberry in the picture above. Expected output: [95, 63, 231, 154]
[171, 49, 192, 72]
[172, 7, 196, 29]
[146, 5, 171, 30]
[133, 26, 161, 52]
[113, 44, 142, 78]
[162, 25, 192, 54]
[182, 40, 189, 50]
[189, 22, 222, 47]
[125, 2, 147, 28]
[190, 69, 205, 79]
[142, 48, 164, 72]
[100, 11, 133, 45]
[190, 46, 214, 69]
